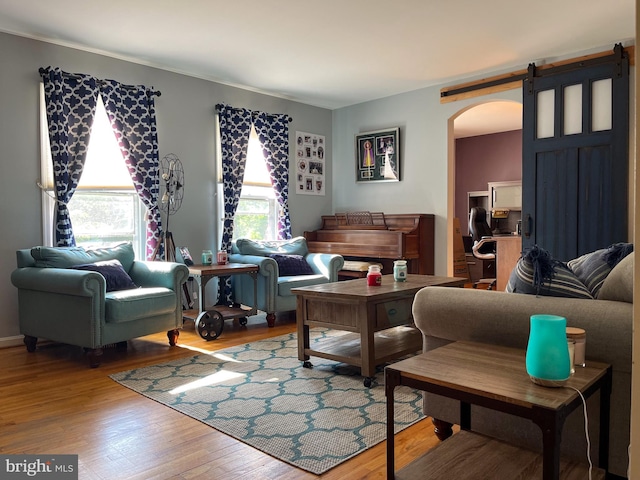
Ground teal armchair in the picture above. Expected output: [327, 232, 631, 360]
[229, 237, 343, 327]
[11, 242, 189, 367]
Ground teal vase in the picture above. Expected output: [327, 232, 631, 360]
[526, 314, 571, 385]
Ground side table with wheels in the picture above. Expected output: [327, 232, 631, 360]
[183, 263, 259, 340]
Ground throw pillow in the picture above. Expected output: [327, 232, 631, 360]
[506, 246, 593, 299]
[567, 242, 633, 297]
[70, 259, 138, 292]
[269, 254, 314, 276]
[566, 248, 611, 298]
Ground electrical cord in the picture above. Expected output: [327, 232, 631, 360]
[565, 385, 593, 480]
[542, 382, 592, 479]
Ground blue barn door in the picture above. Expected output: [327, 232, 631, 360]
[521, 45, 629, 261]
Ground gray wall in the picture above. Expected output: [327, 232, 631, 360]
[0, 32, 332, 342]
[332, 86, 525, 275]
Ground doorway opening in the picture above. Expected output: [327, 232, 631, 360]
[446, 100, 522, 276]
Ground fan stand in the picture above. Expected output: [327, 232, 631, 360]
[151, 231, 177, 262]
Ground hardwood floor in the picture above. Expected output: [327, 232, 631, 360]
[0, 313, 442, 480]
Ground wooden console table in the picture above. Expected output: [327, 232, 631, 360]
[385, 341, 612, 479]
[292, 274, 466, 387]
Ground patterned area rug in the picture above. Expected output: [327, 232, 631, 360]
[110, 328, 425, 475]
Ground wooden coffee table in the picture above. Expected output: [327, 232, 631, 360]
[292, 274, 466, 386]
[385, 341, 612, 480]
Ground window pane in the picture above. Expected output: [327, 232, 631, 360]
[592, 78, 612, 132]
[234, 198, 271, 240]
[536, 89, 555, 139]
[563, 84, 582, 135]
[68, 191, 140, 248]
[234, 185, 277, 241]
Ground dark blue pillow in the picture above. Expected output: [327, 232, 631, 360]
[269, 254, 314, 276]
[70, 259, 138, 292]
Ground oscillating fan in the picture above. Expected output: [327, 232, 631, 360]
[154, 153, 185, 261]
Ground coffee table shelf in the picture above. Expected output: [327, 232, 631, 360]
[300, 325, 421, 369]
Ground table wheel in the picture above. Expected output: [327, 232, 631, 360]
[195, 310, 224, 340]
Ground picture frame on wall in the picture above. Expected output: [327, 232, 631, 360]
[355, 127, 400, 183]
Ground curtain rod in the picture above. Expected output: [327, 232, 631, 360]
[215, 103, 292, 123]
[38, 67, 161, 97]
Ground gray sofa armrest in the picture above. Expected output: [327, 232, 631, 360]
[413, 286, 632, 374]
[11, 267, 105, 298]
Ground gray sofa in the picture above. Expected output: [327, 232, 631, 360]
[11, 243, 189, 367]
[412, 252, 633, 478]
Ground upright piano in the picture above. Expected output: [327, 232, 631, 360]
[303, 212, 434, 277]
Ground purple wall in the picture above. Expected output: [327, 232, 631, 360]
[455, 129, 522, 235]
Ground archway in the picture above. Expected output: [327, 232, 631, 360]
[446, 100, 522, 276]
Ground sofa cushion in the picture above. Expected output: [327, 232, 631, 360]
[269, 254, 314, 276]
[31, 242, 135, 271]
[105, 287, 176, 323]
[233, 236, 309, 257]
[506, 246, 593, 299]
[567, 243, 633, 297]
[70, 259, 138, 292]
[277, 274, 329, 296]
[598, 252, 634, 303]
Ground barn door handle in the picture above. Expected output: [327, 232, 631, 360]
[523, 213, 531, 238]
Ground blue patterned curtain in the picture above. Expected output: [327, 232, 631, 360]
[100, 80, 162, 260]
[218, 104, 253, 304]
[40, 67, 100, 246]
[253, 112, 292, 239]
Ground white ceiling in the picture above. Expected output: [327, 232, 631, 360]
[0, 0, 634, 136]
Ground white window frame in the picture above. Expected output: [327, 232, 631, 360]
[39, 84, 146, 258]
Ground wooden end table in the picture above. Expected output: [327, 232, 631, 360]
[292, 274, 466, 387]
[183, 263, 258, 340]
[385, 341, 612, 480]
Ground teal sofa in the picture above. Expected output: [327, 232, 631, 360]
[11, 242, 189, 367]
[229, 237, 343, 327]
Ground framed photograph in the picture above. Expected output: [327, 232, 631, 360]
[355, 127, 400, 182]
[295, 130, 326, 195]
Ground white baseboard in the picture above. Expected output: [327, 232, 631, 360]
[0, 335, 24, 349]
